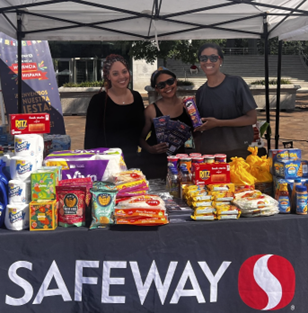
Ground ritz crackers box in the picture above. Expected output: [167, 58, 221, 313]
[30, 200, 57, 231]
[10, 113, 50, 135]
[192, 163, 230, 185]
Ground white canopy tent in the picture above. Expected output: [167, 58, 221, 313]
[1, 0, 308, 150]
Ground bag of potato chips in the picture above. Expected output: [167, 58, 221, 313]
[89, 182, 118, 229]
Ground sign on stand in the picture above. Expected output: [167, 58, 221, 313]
[0, 32, 65, 134]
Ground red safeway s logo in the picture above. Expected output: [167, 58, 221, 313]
[238, 254, 295, 311]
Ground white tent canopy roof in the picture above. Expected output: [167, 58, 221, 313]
[1, 0, 308, 41]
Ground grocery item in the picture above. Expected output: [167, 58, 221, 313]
[203, 155, 215, 164]
[14, 134, 44, 157]
[230, 157, 257, 185]
[215, 154, 227, 163]
[183, 97, 203, 128]
[278, 183, 290, 213]
[167, 156, 179, 168]
[114, 208, 165, 218]
[291, 178, 302, 213]
[89, 183, 118, 229]
[4, 204, 29, 231]
[191, 214, 215, 221]
[274, 160, 301, 179]
[232, 190, 279, 217]
[29, 200, 57, 231]
[207, 183, 235, 192]
[189, 153, 202, 158]
[10, 156, 36, 181]
[8, 180, 30, 204]
[59, 177, 93, 207]
[56, 186, 87, 227]
[44, 148, 126, 182]
[31, 169, 57, 201]
[116, 216, 168, 225]
[116, 195, 165, 209]
[192, 163, 230, 185]
[296, 185, 307, 215]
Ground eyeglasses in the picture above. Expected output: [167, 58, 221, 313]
[156, 77, 176, 89]
[199, 54, 221, 63]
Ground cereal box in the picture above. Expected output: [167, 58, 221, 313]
[274, 160, 301, 179]
[29, 200, 57, 231]
[31, 169, 57, 201]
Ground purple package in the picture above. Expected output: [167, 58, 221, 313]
[45, 148, 110, 160]
[184, 97, 203, 128]
[153, 115, 170, 143]
[165, 120, 190, 155]
[61, 160, 109, 181]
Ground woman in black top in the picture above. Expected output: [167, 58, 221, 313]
[84, 54, 145, 168]
[139, 68, 192, 179]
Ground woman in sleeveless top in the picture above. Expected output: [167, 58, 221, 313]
[139, 68, 192, 179]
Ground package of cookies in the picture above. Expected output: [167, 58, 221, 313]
[89, 182, 118, 229]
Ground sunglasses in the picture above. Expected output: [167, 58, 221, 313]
[156, 77, 176, 89]
[199, 54, 221, 63]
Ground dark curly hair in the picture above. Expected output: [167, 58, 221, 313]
[102, 54, 130, 92]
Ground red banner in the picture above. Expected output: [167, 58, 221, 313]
[9, 62, 48, 80]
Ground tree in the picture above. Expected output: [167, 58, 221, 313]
[129, 39, 227, 65]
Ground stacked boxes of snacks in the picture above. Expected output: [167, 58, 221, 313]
[30, 166, 61, 230]
[270, 149, 308, 214]
[185, 183, 240, 221]
[5, 134, 44, 231]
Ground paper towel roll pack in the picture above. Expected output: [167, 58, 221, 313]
[14, 134, 44, 157]
[10, 156, 37, 181]
[5, 204, 29, 231]
[8, 180, 30, 204]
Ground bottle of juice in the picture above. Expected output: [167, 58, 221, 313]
[278, 183, 290, 213]
[296, 185, 308, 215]
[291, 179, 302, 213]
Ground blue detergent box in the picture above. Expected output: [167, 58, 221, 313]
[274, 159, 302, 179]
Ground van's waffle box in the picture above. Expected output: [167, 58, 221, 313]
[29, 200, 57, 231]
[269, 149, 301, 174]
[31, 169, 58, 201]
[10, 113, 50, 135]
[274, 159, 302, 179]
[192, 163, 230, 185]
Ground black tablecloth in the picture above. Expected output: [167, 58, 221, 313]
[0, 214, 307, 312]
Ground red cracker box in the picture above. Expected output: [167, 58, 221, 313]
[192, 163, 230, 185]
[10, 113, 50, 135]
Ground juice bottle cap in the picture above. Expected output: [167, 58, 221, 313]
[296, 185, 307, 192]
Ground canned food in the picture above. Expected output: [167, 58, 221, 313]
[192, 157, 204, 164]
[203, 155, 215, 164]
[215, 154, 227, 163]
[176, 154, 189, 158]
[179, 157, 192, 173]
[167, 156, 179, 168]
[189, 153, 202, 158]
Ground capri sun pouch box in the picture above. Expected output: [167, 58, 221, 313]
[192, 163, 230, 185]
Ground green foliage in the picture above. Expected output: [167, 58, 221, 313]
[250, 79, 292, 85]
[129, 39, 226, 65]
[62, 81, 104, 87]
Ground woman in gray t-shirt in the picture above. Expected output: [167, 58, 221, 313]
[194, 43, 257, 160]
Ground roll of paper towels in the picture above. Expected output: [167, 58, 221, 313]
[5, 204, 29, 231]
[10, 156, 36, 181]
[14, 134, 44, 158]
[8, 180, 30, 204]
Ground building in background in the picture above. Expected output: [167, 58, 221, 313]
[49, 41, 132, 87]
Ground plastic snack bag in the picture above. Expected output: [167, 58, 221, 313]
[230, 157, 257, 185]
[89, 182, 118, 229]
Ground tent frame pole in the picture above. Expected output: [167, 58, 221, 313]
[275, 40, 283, 149]
[17, 11, 22, 114]
[263, 14, 271, 151]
